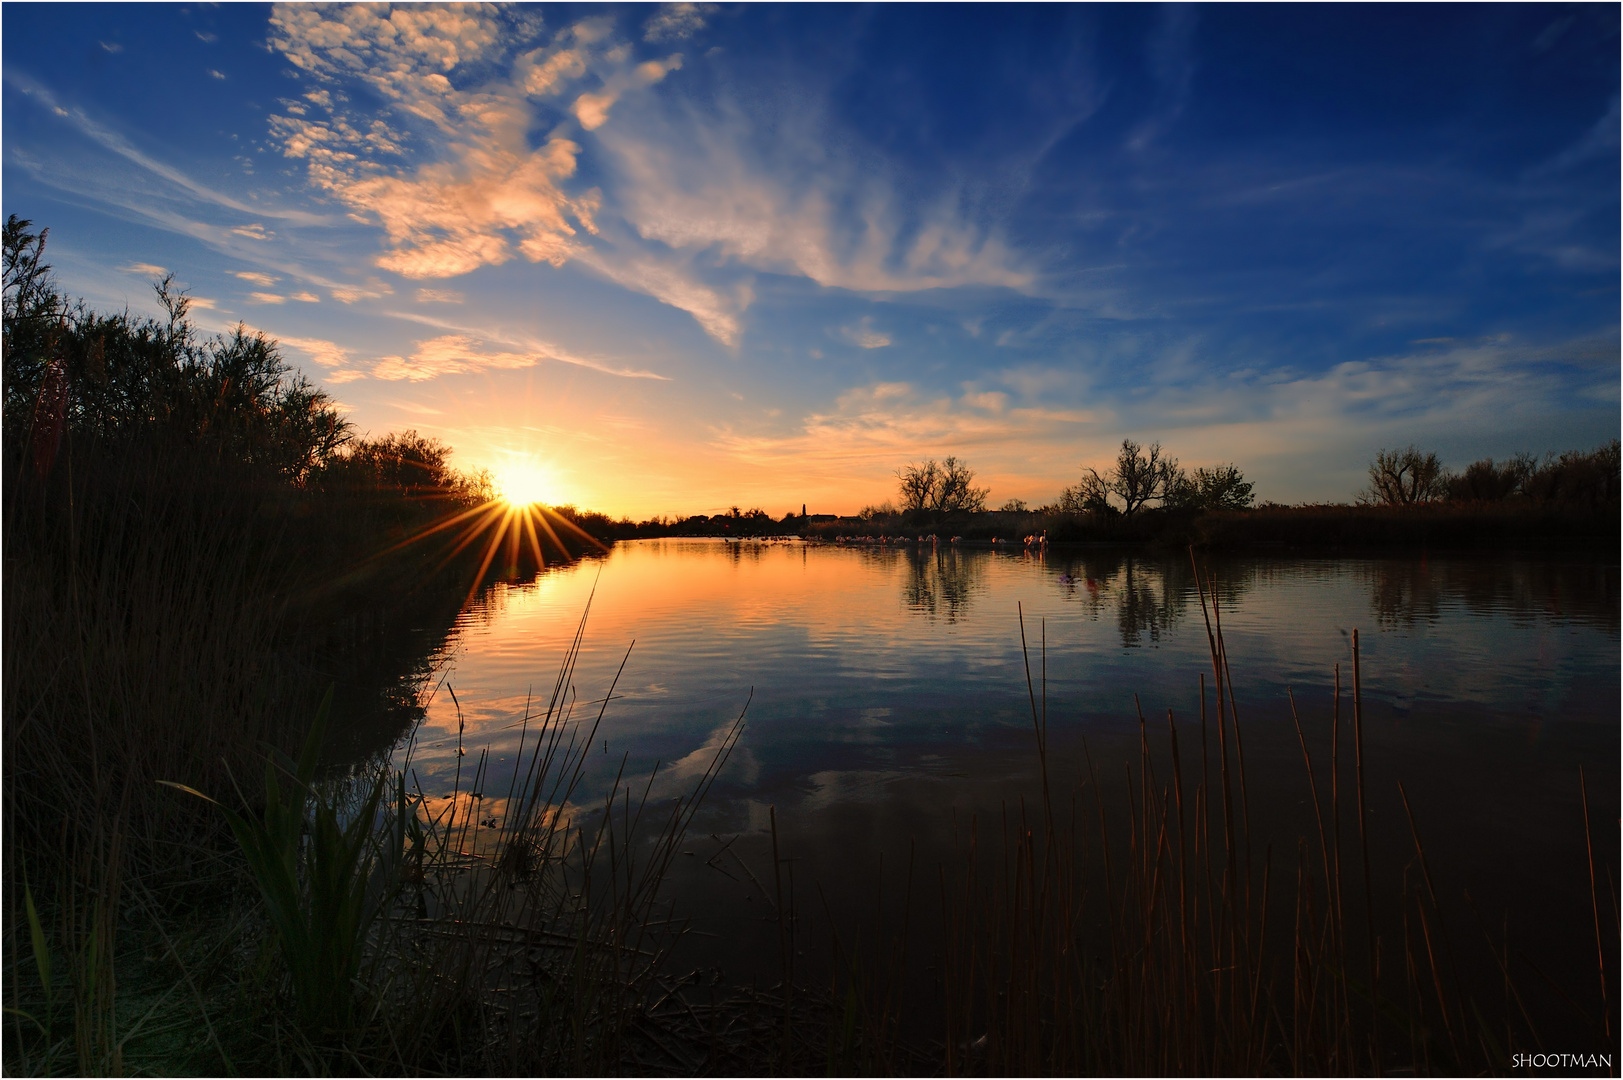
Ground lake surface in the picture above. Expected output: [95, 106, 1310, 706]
[377, 539, 1619, 1034]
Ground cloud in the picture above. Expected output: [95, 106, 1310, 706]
[571, 54, 683, 130]
[235, 270, 279, 286]
[596, 96, 1033, 296]
[571, 246, 747, 345]
[1530, 96, 1620, 177]
[120, 261, 167, 276]
[248, 292, 285, 304]
[99, 41, 123, 54]
[264, 4, 606, 280]
[713, 380, 1099, 473]
[289, 291, 320, 302]
[208, 70, 226, 81]
[371, 324, 670, 381]
[372, 333, 544, 381]
[330, 280, 393, 303]
[840, 316, 891, 349]
[261, 4, 1026, 346]
[643, 3, 715, 43]
[232, 224, 273, 240]
[415, 287, 465, 303]
[524, 46, 588, 96]
[4, 71, 329, 226]
[1531, 15, 1575, 53]
[275, 334, 351, 368]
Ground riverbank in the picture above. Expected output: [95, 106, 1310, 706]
[793, 499, 1619, 553]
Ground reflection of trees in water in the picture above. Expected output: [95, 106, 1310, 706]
[1049, 553, 1254, 648]
[903, 547, 983, 623]
[1369, 558, 1620, 630]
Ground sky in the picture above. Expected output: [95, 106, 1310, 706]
[3, 3, 1618, 518]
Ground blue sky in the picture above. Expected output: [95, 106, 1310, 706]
[4, 2, 1617, 516]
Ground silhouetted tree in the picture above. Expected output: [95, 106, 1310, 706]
[897, 456, 988, 514]
[898, 460, 939, 513]
[1362, 445, 1449, 506]
[3, 215, 351, 485]
[1167, 463, 1256, 511]
[1446, 453, 1537, 502]
[1522, 441, 1620, 509]
[1063, 439, 1180, 517]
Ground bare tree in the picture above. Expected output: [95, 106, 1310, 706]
[896, 456, 988, 515]
[932, 456, 989, 513]
[897, 460, 941, 513]
[1063, 439, 1181, 517]
[1057, 470, 1113, 514]
[1363, 445, 1449, 506]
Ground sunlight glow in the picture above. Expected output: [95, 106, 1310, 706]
[496, 462, 554, 507]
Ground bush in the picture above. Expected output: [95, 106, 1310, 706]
[5, 218, 350, 487]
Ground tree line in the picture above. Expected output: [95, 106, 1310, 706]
[1361, 442, 1619, 509]
[4, 215, 495, 529]
[867, 433, 1616, 529]
[871, 440, 1255, 524]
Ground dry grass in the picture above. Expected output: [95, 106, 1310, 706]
[917, 554, 1615, 1075]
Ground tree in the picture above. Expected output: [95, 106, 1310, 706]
[1167, 463, 1256, 511]
[1521, 441, 1620, 509]
[1057, 470, 1114, 515]
[3, 216, 352, 485]
[897, 460, 940, 513]
[1446, 453, 1536, 502]
[324, 430, 457, 497]
[896, 456, 989, 515]
[1363, 445, 1449, 506]
[1063, 439, 1181, 517]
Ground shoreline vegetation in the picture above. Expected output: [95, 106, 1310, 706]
[5, 220, 1616, 1073]
[578, 438, 1619, 552]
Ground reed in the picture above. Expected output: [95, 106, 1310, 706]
[919, 555, 1616, 1075]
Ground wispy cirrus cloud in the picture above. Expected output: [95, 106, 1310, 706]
[714, 380, 1099, 471]
[260, 3, 1030, 347]
[373, 314, 671, 382]
[275, 333, 350, 368]
[5, 71, 328, 226]
[838, 317, 891, 349]
[708, 328, 1618, 505]
[415, 287, 465, 303]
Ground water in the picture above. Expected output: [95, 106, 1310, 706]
[379, 539, 1618, 1030]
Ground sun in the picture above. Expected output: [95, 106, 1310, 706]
[495, 461, 553, 507]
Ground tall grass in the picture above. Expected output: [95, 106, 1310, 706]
[349, 600, 748, 1073]
[918, 554, 1615, 1075]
